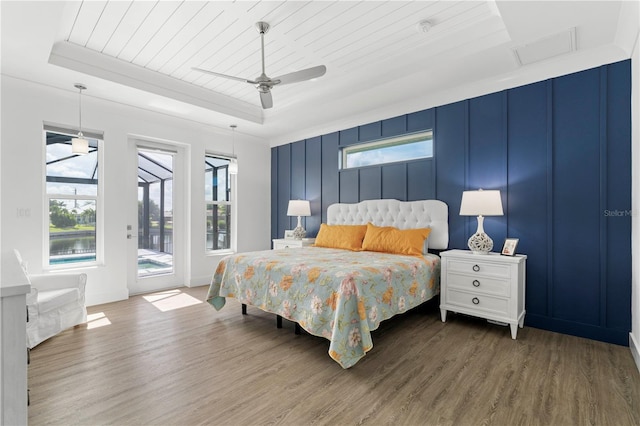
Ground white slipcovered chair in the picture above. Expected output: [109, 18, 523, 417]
[14, 250, 88, 348]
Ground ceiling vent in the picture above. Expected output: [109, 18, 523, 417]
[512, 27, 576, 66]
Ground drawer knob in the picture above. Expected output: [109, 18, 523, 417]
[472, 297, 480, 305]
[472, 264, 480, 272]
[473, 279, 480, 287]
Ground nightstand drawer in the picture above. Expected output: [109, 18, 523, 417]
[274, 242, 298, 249]
[447, 259, 510, 278]
[272, 238, 315, 250]
[446, 273, 510, 297]
[446, 289, 508, 316]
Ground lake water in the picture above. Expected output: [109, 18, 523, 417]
[50, 235, 96, 256]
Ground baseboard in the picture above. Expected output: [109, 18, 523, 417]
[86, 288, 129, 307]
[630, 332, 640, 374]
[189, 275, 212, 288]
[526, 314, 629, 346]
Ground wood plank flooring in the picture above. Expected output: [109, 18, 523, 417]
[28, 285, 640, 425]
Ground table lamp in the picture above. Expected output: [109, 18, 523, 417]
[287, 200, 311, 239]
[459, 189, 503, 254]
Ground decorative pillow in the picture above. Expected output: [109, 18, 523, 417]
[361, 223, 431, 256]
[313, 224, 367, 251]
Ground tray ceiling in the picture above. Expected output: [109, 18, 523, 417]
[1, 1, 636, 145]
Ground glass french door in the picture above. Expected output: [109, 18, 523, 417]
[128, 142, 185, 294]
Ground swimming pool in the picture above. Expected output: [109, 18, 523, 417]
[138, 260, 171, 269]
[50, 255, 96, 265]
[50, 257, 171, 269]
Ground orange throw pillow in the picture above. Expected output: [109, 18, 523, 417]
[313, 224, 367, 251]
[361, 223, 431, 256]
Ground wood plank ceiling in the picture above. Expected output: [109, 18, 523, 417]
[3, 1, 631, 143]
[62, 1, 502, 108]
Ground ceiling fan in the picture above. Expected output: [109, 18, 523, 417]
[192, 21, 326, 109]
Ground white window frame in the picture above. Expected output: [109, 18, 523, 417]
[205, 153, 235, 253]
[44, 125, 104, 269]
[340, 130, 433, 169]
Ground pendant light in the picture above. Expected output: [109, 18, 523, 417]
[228, 124, 238, 175]
[71, 83, 89, 155]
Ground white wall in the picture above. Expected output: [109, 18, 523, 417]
[631, 24, 640, 372]
[0, 76, 271, 306]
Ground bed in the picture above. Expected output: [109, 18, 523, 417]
[206, 199, 449, 368]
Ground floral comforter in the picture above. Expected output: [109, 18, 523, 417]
[206, 247, 440, 368]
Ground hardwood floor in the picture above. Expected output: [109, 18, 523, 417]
[28, 285, 640, 426]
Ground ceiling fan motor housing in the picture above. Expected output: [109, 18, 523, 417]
[255, 21, 270, 34]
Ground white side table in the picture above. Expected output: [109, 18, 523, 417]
[272, 238, 316, 250]
[440, 249, 527, 339]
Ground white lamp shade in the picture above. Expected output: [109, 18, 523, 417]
[287, 200, 311, 217]
[71, 136, 89, 155]
[459, 189, 503, 216]
[228, 158, 238, 175]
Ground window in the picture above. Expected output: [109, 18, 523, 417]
[45, 128, 101, 266]
[341, 130, 433, 169]
[205, 155, 233, 251]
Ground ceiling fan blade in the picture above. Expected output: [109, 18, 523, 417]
[260, 90, 273, 109]
[191, 67, 257, 84]
[273, 65, 326, 85]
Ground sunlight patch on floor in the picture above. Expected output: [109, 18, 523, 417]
[143, 289, 202, 312]
[86, 312, 111, 329]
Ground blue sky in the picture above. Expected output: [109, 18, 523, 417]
[346, 139, 432, 168]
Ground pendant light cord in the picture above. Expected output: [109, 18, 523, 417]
[78, 87, 83, 136]
[74, 83, 87, 137]
[230, 124, 237, 157]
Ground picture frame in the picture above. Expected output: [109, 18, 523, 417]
[284, 230, 295, 240]
[501, 238, 519, 256]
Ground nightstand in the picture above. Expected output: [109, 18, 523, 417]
[440, 249, 527, 339]
[272, 238, 315, 250]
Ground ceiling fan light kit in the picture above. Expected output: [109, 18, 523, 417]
[193, 22, 326, 109]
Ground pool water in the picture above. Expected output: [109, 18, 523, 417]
[50, 257, 170, 269]
[50, 255, 96, 265]
[138, 260, 170, 269]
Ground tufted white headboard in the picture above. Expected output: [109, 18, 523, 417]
[327, 199, 449, 250]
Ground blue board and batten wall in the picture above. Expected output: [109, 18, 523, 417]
[270, 59, 632, 346]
